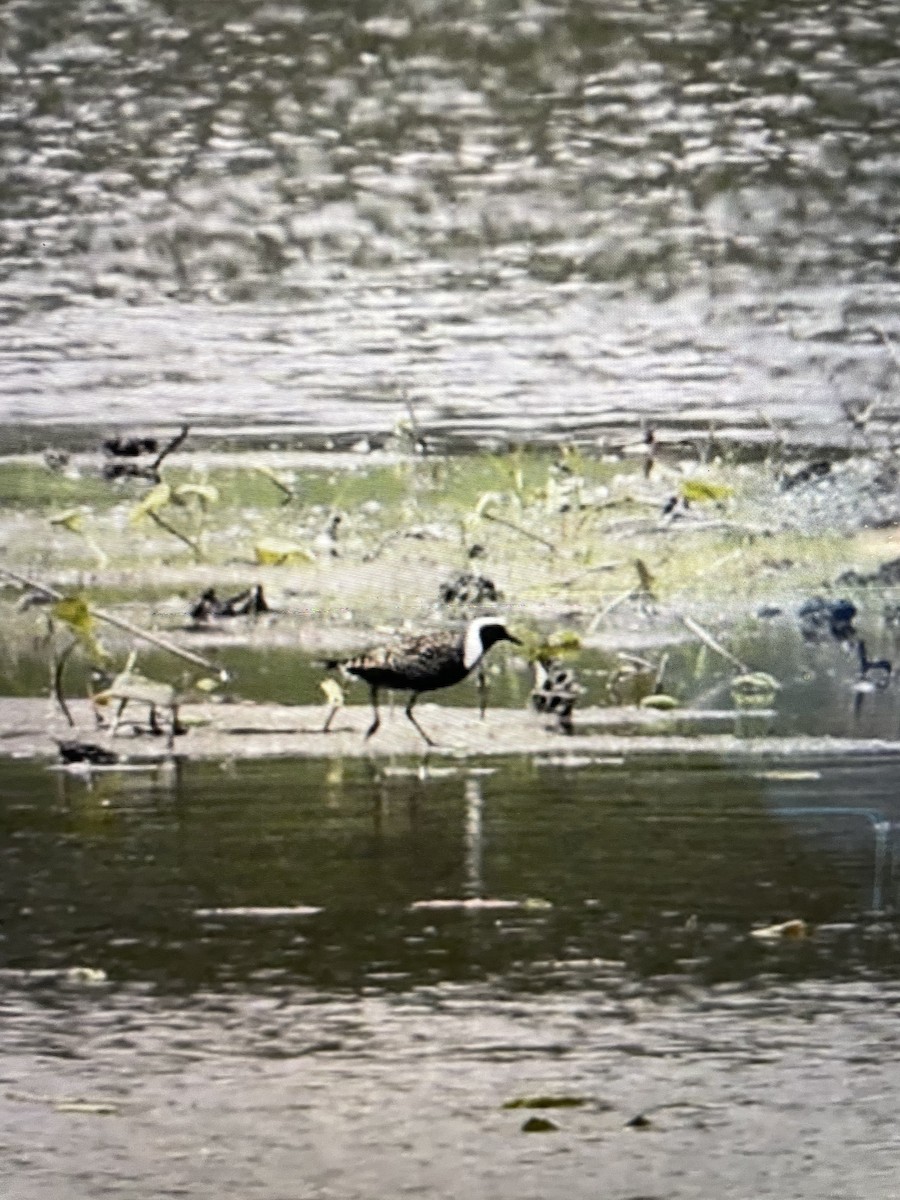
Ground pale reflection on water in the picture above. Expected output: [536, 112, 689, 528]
[3, 754, 900, 1197]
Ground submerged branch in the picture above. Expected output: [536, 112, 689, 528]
[0, 565, 224, 677]
[680, 614, 749, 673]
[480, 511, 558, 554]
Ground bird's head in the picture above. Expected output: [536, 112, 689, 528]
[463, 617, 521, 670]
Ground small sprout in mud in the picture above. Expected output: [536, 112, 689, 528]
[49, 508, 109, 568]
[639, 693, 679, 710]
[50, 507, 84, 533]
[679, 478, 734, 504]
[254, 464, 296, 504]
[254, 537, 315, 566]
[503, 1096, 588, 1110]
[520, 1116, 559, 1133]
[750, 918, 809, 941]
[730, 672, 781, 708]
[634, 558, 656, 597]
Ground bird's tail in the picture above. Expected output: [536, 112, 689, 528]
[320, 657, 343, 671]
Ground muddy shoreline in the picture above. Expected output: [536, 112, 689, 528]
[6, 697, 900, 766]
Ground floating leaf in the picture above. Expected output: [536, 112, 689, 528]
[521, 1116, 559, 1133]
[750, 918, 808, 941]
[54, 1101, 119, 1116]
[503, 1096, 588, 1110]
[320, 679, 345, 708]
[254, 538, 315, 566]
[49, 508, 83, 532]
[130, 483, 172, 523]
[639, 693, 679, 710]
[731, 672, 780, 707]
[679, 479, 734, 504]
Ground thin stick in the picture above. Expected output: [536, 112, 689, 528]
[480, 511, 558, 554]
[151, 424, 190, 473]
[50, 632, 78, 727]
[586, 588, 637, 635]
[553, 561, 625, 589]
[147, 509, 201, 559]
[0, 565, 224, 676]
[680, 614, 748, 673]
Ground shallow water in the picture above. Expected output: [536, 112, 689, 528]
[4, 609, 899, 739]
[3, 753, 900, 1197]
[2, 1, 900, 447]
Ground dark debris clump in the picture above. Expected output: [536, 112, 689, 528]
[797, 597, 857, 642]
[57, 740, 119, 766]
[837, 557, 900, 588]
[438, 572, 502, 608]
[189, 585, 269, 624]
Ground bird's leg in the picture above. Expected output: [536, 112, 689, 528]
[405, 692, 436, 748]
[364, 686, 381, 739]
[110, 697, 128, 737]
[477, 667, 488, 720]
[322, 704, 338, 733]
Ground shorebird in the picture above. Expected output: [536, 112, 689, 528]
[324, 617, 520, 746]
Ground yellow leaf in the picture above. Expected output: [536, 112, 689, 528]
[173, 483, 219, 506]
[130, 483, 172, 523]
[639, 693, 679, 710]
[49, 508, 83, 532]
[51, 596, 107, 662]
[320, 679, 345, 707]
[475, 491, 505, 517]
[52, 596, 94, 639]
[254, 538, 315, 566]
[679, 479, 734, 504]
[194, 676, 220, 693]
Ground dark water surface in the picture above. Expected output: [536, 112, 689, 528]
[3, 753, 900, 1197]
[2, 1, 900, 446]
